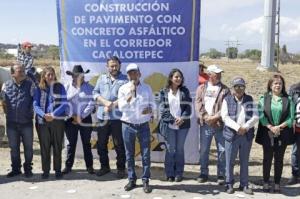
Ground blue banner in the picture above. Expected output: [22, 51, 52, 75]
[57, 0, 200, 63]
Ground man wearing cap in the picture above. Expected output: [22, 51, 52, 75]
[118, 63, 154, 193]
[93, 56, 128, 178]
[195, 64, 229, 184]
[17, 42, 37, 84]
[62, 65, 95, 175]
[221, 77, 259, 194]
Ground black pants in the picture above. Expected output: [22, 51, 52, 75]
[65, 117, 93, 169]
[37, 120, 65, 173]
[97, 120, 126, 170]
[263, 140, 287, 184]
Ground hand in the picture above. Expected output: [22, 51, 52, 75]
[142, 107, 152, 115]
[205, 115, 217, 126]
[72, 115, 82, 125]
[237, 127, 247, 135]
[175, 117, 184, 126]
[44, 113, 54, 122]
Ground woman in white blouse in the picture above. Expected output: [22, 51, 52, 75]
[158, 68, 192, 182]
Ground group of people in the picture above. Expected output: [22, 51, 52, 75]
[0, 48, 300, 195]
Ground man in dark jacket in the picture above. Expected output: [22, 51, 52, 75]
[0, 63, 35, 177]
[221, 77, 259, 194]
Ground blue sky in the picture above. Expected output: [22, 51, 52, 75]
[0, 0, 299, 52]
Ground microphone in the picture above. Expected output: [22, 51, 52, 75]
[131, 80, 136, 98]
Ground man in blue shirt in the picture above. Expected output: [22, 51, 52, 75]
[62, 65, 95, 175]
[93, 56, 128, 178]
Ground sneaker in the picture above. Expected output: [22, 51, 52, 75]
[7, 170, 22, 178]
[116, 169, 126, 179]
[87, 167, 95, 174]
[197, 174, 208, 183]
[41, 172, 49, 179]
[175, 176, 183, 182]
[225, 184, 234, 194]
[242, 186, 253, 195]
[166, 177, 175, 182]
[262, 183, 270, 192]
[62, 167, 72, 174]
[96, 167, 111, 177]
[55, 171, 63, 179]
[287, 176, 298, 185]
[217, 176, 225, 185]
[142, 181, 152, 193]
[24, 170, 33, 178]
[124, 180, 136, 191]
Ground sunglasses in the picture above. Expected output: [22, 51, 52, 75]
[234, 85, 245, 90]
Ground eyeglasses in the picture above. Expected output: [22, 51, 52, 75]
[234, 85, 245, 90]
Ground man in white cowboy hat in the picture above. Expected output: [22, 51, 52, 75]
[62, 65, 95, 175]
[118, 63, 154, 193]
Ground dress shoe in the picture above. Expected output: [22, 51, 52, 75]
[116, 169, 126, 179]
[167, 177, 175, 182]
[87, 167, 95, 174]
[7, 170, 22, 178]
[55, 171, 63, 179]
[175, 176, 183, 182]
[41, 172, 49, 179]
[197, 174, 208, 183]
[142, 181, 152, 193]
[124, 180, 136, 191]
[287, 176, 298, 185]
[96, 167, 111, 176]
[24, 170, 33, 178]
[62, 167, 72, 174]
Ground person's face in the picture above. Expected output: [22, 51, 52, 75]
[127, 70, 140, 82]
[107, 60, 120, 76]
[209, 72, 221, 84]
[233, 85, 245, 99]
[12, 66, 25, 80]
[171, 71, 182, 88]
[72, 74, 84, 86]
[271, 78, 283, 94]
[24, 46, 31, 54]
[44, 70, 55, 85]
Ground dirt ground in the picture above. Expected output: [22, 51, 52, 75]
[0, 59, 300, 199]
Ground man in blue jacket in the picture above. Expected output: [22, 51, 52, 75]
[0, 63, 35, 178]
[221, 77, 259, 194]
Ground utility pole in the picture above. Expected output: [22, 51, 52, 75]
[276, 0, 281, 70]
[224, 40, 242, 62]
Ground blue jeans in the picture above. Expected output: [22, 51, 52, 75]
[225, 135, 252, 187]
[199, 124, 225, 177]
[122, 122, 151, 182]
[291, 134, 300, 177]
[165, 127, 188, 178]
[6, 122, 33, 171]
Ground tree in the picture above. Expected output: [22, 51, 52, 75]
[46, 45, 60, 60]
[226, 47, 238, 59]
[207, 48, 224, 59]
[238, 49, 261, 61]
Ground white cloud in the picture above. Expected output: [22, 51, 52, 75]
[220, 16, 300, 41]
[202, 0, 261, 16]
